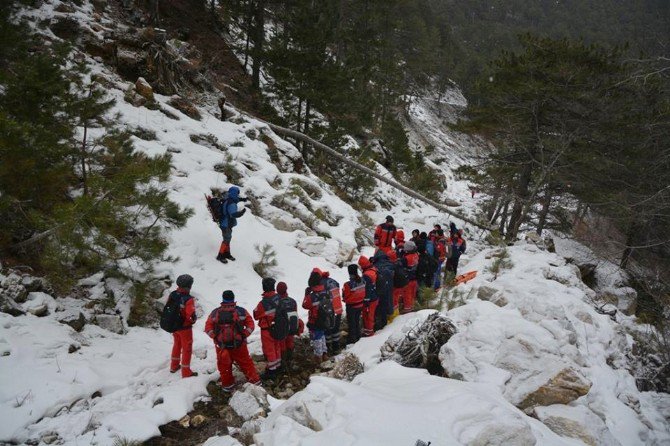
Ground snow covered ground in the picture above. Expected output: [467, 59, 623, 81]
[2, 3, 669, 445]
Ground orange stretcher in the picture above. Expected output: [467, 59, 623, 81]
[453, 270, 477, 286]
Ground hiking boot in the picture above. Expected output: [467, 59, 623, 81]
[220, 383, 236, 393]
[216, 253, 228, 264]
[170, 368, 179, 374]
[260, 369, 277, 382]
[225, 252, 236, 261]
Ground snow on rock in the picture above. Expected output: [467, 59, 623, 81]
[438, 244, 670, 444]
[327, 353, 365, 382]
[229, 383, 269, 421]
[92, 313, 125, 334]
[534, 405, 621, 446]
[22, 292, 56, 317]
[203, 435, 243, 446]
[255, 361, 568, 446]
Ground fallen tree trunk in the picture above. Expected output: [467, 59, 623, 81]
[254, 118, 493, 231]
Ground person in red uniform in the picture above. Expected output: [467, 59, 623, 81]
[394, 230, 406, 257]
[401, 241, 419, 313]
[205, 290, 260, 392]
[374, 215, 397, 252]
[342, 264, 366, 344]
[433, 229, 448, 290]
[388, 250, 407, 321]
[276, 281, 304, 370]
[358, 255, 379, 336]
[253, 277, 282, 381]
[169, 274, 198, 378]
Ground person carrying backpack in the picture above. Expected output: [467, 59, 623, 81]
[315, 268, 343, 355]
[374, 215, 397, 252]
[302, 271, 334, 363]
[166, 274, 198, 378]
[342, 264, 365, 344]
[417, 243, 438, 289]
[205, 290, 260, 392]
[372, 249, 394, 330]
[276, 281, 303, 370]
[433, 229, 449, 290]
[388, 250, 408, 322]
[358, 255, 379, 337]
[217, 186, 249, 264]
[253, 278, 283, 380]
[445, 227, 467, 276]
[401, 241, 419, 314]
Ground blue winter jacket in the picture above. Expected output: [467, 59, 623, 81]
[219, 186, 245, 229]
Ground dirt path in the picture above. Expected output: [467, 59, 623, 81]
[143, 337, 335, 445]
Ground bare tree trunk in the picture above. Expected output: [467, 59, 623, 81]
[251, 0, 265, 90]
[243, 0, 253, 69]
[620, 221, 638, 269]
[536, 190, 553, 236]
[81, 122, 88, 196]
[499, 201, 510, 235]
[304, 100, 311, 135]
[506, 162, 533, 240]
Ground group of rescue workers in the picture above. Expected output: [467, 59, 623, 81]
[165, 187, 467, 391]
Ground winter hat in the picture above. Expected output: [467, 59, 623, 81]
[412, 229, 420, 237]
[228, 186, 240, 199]
[437, 229, 444, 237]
[386, 215, 394, 223]
[221, 290, 235, 302]
[176, 274, 194, 290]
[308, 271, 322, 288]
[262, 277, 276, 292]
[347, 264, 359, 277]
[449, 222, 457, 235]
[420, 232, 428, 239]
[405, 240, 417, 253]
[434, 224, 442, 230]
[358, 255, 372, 270]
[277, 281, 288, 296]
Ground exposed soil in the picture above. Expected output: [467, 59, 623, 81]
[143, 337, 338, 446]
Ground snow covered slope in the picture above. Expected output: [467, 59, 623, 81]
[2, 3, 669, 445]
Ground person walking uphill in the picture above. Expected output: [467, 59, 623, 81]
[374, 215, 396, 253]
[253, 278, 283, 381]
[166, 274, 198, 378]
[401, 241, 419, 313]
[217, 186, 249, 264]
[205, 290, 260, 392]
[358, 255, 379, 337]
[446, 227, 467, 276]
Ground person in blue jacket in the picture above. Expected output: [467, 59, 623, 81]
[217, 186, 248, 264]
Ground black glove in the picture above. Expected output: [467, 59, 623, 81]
[240, 208, 247, 215]
[238, 197, 249, 202]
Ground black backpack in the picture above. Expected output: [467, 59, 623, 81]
[279, 297, 300, 336]
[214, 307, 245, 349]
[313, 290, 336, 331]
[160, 293, 184, 333]
[205, 192, 228, 223]
[269, 295, 289, 341]
[393, 262, 409, 288]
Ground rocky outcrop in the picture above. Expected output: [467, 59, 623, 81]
[135, 77, 154, 101]
[229, 384, 269, 421]
[93, 314, 125, 334]
[167, 96, 202, 120]
[517, 368, 591, 411]
[534, 405, 621, 446]
[477, 285, 508, 307]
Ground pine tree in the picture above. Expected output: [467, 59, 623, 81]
[0, 9, 192, 291]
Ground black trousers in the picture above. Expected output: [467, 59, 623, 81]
[346, 306, 362, 344]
